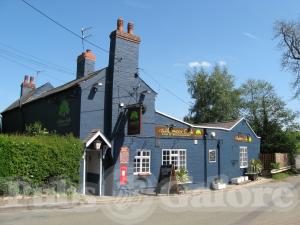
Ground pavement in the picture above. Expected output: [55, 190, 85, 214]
[1, 176, 300, 225]
[0, 177, 272, 212]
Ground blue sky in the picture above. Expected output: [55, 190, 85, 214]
[0, 0, 300, 120]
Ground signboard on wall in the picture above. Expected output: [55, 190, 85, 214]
[120, 147, 129, 164]
[234, 134, 252, 143]
[57, 100, 71, 127]
[155, 127, 203, 138]
[127, 106, 142, 135]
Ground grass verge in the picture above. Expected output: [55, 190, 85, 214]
[272, 170, 297, 180]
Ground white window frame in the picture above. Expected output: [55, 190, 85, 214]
[209, 149, 217, 163]
[133, 149, 151, 175]
[240, 146, 248, 168]
[162, 149, 186, 171]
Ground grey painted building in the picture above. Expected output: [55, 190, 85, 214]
[2, 18, 261, 195]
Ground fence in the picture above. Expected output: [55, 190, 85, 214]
[260, 153, 290, 173]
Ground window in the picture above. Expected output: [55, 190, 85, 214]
[209, 149, 217, 163]
[240, 146, 248, 168]
[162, 149, 186, 170]
[133, 150, 151, 175]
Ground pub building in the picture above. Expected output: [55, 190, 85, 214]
[1, 18, 260, 196]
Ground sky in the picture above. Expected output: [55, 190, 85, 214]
[0, 0, 300, 120]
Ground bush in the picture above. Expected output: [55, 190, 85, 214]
[0, 178, 19, 196]
[270, 162, 280, 170]
[248, 159, 263, 173]
[176, 169, 191, 184]
[0, 134, 82, 196]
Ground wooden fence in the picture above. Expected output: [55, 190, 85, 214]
[260, 153, 290, 173]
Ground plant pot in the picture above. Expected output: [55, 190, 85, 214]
[245, 173, 258, 181]
[211, 182, 226, 190]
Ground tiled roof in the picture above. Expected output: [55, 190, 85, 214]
[2, 68, 106, 113]
[197, 118, 243, 130]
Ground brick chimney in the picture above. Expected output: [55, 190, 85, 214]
[105, 18, 141, 136]
[76, 49, 96, 79]
[20, 75, 36, 97]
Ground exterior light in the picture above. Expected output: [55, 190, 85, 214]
[211, 132, 216, 138]
[94, 140, 102, 150]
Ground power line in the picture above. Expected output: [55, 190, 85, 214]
[0, 47, 75, 76]
[139, 68, 192, 107]
[21, 0, 109, 53]
[0, 54, 67, 83]
[0, 41, 74, 74]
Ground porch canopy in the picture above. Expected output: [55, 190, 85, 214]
[83, 129, 111, 149]
[81, 129, 111, 196]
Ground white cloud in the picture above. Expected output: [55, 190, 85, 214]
[242, 32, 259, 40]
[218, 60, 227, 66]
[188, 61, 212, 68]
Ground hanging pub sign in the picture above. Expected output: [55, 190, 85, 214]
[155, 127, 203, 138]
[234, 134, 252, 143]
[127, 106, 142, 135]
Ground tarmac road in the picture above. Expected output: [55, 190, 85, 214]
[1, 176, 300, 225]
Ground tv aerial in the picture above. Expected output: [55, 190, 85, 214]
[80, 26, 93, 51]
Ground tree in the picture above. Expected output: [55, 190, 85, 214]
[240, 79, 299, 153]
[274, 20, 300, 98]
[184, 65, 241, 124]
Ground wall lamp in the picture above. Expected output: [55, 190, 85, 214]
[119, 102, 125, 108]
[166, 124, 176, 132]
[92, 82, 103, 91]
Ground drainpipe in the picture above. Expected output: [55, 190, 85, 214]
[217, 140, 221, 178]
[203, 128, 208, 187]
[82, 148, 87, 195]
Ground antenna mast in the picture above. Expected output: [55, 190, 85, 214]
[81, 27, 92, 52]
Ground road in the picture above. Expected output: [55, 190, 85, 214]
[1, 176, 300, 225]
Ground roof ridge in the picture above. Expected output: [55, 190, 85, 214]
[197, 118, 242, 126]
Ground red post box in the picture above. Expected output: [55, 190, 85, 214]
[120, 165, 128, 185]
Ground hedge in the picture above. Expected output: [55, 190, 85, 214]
[0, 134, 83, 190]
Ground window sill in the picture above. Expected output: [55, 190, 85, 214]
[240, 166, 248, 169]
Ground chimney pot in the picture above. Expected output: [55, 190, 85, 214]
[117, 17, 124, 32]
[29, 76, 36, 88]
[21, 75, 35, 97]
[127, 22, 134, 34]
[24, 75, 29, 83]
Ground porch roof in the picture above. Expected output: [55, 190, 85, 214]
[83, 129, 111, 149]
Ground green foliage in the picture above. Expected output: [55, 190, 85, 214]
[248, 159, 263, 173]
[175, 168, 191, 184]
[240, 79, 299, 154]
[272, 172, 291, 180]
[274, 20, 300, 98]
[185, 65, 241, 123]
[25, 122, 48, 136]
[0, 134, 83, 196]
[270, 162, 280, 170]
